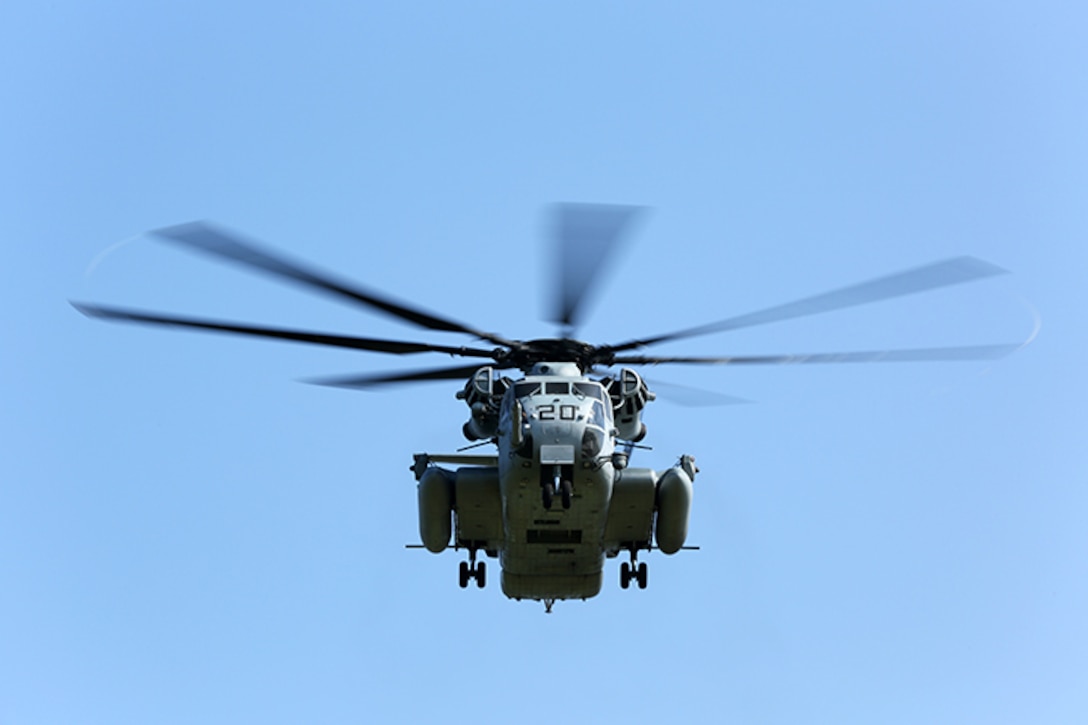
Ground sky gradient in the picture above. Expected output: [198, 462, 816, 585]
[3, 3, 1087, 723]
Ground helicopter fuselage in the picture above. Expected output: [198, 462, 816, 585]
[415, 362, 696, 608]
[496, 365, 618, 600]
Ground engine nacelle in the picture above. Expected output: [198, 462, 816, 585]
[457, 367, 507, 440]
[655, 455, 696, 554]
[605, 368, 655, 441]
[417, 467, 454, 553]
[463, 402, 497, 441]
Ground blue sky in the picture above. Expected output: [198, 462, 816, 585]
[3, 3, 1086, 723]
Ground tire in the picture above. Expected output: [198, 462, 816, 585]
[542, 482, 554, 509]
[476, 562, 486, 589]
[620, 562, 630, 589]
[637, 562, 648, 590]
[459, 561, 470, 589]
[560, 479, 572, 509]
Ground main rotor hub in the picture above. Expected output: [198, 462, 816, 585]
[500, 338, 600, 373]
[527, 361, 582, 377]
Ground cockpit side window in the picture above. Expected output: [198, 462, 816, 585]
[589, 399, 609, 429]
[544, 382, 570, 395]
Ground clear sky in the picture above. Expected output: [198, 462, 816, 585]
[3, 3, 1086, 723]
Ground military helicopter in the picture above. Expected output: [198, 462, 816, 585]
[73, 205, 1019, 612]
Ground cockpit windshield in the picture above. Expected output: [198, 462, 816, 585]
[573, 382, 605, 400]
[515, 380, 607, 401]
[514, 382, 541, 398]
[506, 378, 612, 429]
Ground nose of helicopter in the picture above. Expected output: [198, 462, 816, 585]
[529, 407, 609, 467]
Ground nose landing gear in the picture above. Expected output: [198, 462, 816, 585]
[560, 478, 572, 509]
[542, 465, 573, 510]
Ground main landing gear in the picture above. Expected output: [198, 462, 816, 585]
[619, 549, 648, 590]
[458, 549, 486, 589]
[542, 465, 573, 510]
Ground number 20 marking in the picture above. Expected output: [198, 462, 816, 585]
[538, 405, 578, 421]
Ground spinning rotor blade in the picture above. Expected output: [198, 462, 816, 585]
[611, 343, 1019, 367]
[550, 204, 643, 332]
[150, 222, 517, 348]
[307, 363, 488, 389]
[607, 256, 1008, 353]
[71, 302, 499, 358]
[644, 380, 753, 407]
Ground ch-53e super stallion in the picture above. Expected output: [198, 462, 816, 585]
[74, 205, 1020, 612]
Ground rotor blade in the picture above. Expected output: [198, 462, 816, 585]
[72, 302, 498, 358]
[606, 256, 1008, 352]
[306, 363, 487, 389]
[550, 204, 644, 331]
[149, 221, 517, 347]
[644, 380, 753, 407]
[611, 343, 1020, 366]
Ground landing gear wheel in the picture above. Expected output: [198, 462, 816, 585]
[542, 481, 555, 509]
[560, 479, 572, 509]
[459, 549, 486, 590]
[620, 562, 631, 589]
[458, 561, 470, 589]
[636, 562, 648, 590]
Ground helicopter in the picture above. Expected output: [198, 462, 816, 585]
[73, 205, 1020, 612]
